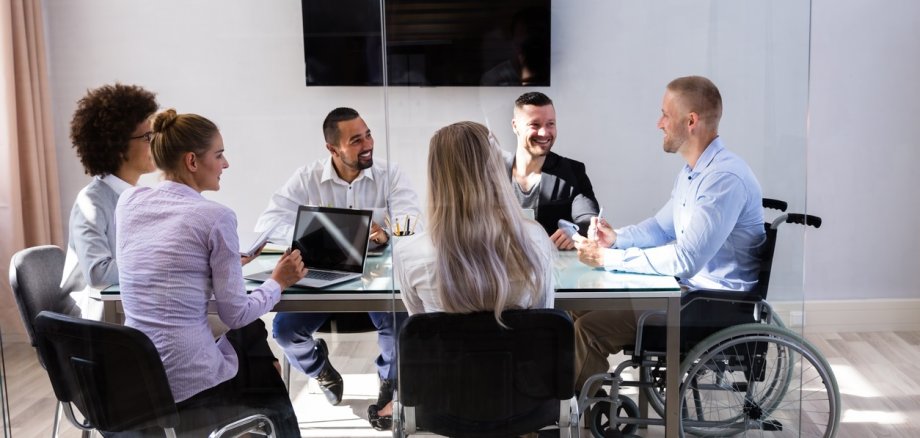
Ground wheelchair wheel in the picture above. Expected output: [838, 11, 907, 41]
[588, 395, 639, 438]
[679, 323, 840, 437]
[639, 313, 793, 422]
[640, 359, 668, 419]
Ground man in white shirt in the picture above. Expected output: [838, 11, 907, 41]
[255, 108, 419, 412]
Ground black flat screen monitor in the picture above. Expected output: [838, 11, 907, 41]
[301, 0, 551, 86]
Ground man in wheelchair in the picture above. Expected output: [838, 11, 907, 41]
[571, 77, 839, 438]
[573, 75, 766, 390]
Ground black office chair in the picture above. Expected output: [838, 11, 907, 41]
[32, 311, 276, 438]
[393, 309, 579, 438]
[9, 245, 90, 437]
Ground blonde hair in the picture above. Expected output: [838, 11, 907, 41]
[427, 121, 547, 322]
[667, 75, 723, 128]
[151, 108, 218, 176]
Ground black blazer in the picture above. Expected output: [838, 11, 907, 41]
[505, 151, 600, 236]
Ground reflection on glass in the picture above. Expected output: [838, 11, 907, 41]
[293, 207, 372, 271]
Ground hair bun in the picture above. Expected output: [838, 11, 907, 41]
[152, 108, 179, 132]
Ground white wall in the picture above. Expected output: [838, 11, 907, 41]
[806, 0, 920, 300]
[44, 0, 918, 304]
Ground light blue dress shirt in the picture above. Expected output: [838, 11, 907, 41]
[66, 174, 130, 288]
[602, 137, 766, 291]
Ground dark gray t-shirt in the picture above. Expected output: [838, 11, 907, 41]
[512, 178, 540, 212]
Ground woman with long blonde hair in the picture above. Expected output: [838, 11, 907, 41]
[379, 121, 556, 429]
[395, 120, 555, 320]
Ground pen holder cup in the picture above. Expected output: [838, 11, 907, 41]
[386, 214, 419, 237]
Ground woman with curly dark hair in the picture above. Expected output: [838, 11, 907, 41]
[64, 83, 158, 302]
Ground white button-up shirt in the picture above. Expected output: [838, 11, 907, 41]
[255, 158, 422, 241]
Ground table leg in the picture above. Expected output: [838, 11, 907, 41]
[102, 301, 125, 324]
[665, 295, 680, 438]
[103, 300, 117, 323]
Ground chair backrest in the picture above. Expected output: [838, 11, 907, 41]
[398, 308, 574, 438]
[33, 311, 179, 433]
[754, 198, 787, 299]
[754, 223, 780, 300]
[755, 212, 822, 301]
[9, 246, 81, 346]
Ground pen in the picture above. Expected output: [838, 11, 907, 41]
[593, 207, 604, 240]
[406, 216, 411, 235]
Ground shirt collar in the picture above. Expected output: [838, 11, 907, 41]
[100, 174, 132, 195]
[320, 157, 374, 184]
[685, 136, 724, 176]
[156, 180, 204, 199]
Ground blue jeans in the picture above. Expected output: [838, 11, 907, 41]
[272, 312, 406, 380]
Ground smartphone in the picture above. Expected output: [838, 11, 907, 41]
[557, 219, 580, 238]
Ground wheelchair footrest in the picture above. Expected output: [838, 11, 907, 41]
[761, 419, 783, 431]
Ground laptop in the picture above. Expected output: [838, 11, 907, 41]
[246, 206, 373, 288]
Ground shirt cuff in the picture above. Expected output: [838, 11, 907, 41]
[602, 248, 627, 270]
[259, 278, 283, 301]
[611, 228, 630, 249]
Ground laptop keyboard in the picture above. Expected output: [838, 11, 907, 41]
[305, 270, 351, 281]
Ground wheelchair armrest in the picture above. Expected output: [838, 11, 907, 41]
[681, 288, 764, 307]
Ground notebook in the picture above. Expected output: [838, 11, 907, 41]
[245, 206, 373, 288]
[238, 229, 272, 258]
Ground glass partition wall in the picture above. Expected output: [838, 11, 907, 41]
[4, 0, 819, 436]
[382, 0, 819, 437]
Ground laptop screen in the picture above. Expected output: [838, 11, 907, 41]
[292, 206, 372, 273]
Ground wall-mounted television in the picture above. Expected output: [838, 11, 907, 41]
[301, 0, 551, 86]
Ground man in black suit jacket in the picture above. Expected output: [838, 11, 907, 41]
[506, 92, 600, 249]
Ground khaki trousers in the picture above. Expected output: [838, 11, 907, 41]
[572, 309, 644, 391]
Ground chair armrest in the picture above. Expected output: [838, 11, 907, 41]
[681, 289, 763, 307]
[208, 414, 275, 438]
[61, 403, 94, 431]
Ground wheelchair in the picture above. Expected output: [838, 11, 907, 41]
[580, 201, 841, 438]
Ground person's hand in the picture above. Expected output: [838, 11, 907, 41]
[575, 238, 604, 268]
[549, 228, 576, 250]
[241, 243, 265, 266]
[270, 248, 308, 289]
[370, 221, 389, 245]
[588, 217, 617, 247]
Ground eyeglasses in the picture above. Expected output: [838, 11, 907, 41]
[129, 131, 154, 143]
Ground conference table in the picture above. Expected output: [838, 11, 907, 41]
[101, 249, 682, 437]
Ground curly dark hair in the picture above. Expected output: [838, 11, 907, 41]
[70, 83, 158, 176]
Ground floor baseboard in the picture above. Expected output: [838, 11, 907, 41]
[771, 298, 920, 333]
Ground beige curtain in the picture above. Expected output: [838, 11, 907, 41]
[1, 0, 62, 341]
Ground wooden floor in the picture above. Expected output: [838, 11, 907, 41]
[3, 328, 919, 437]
